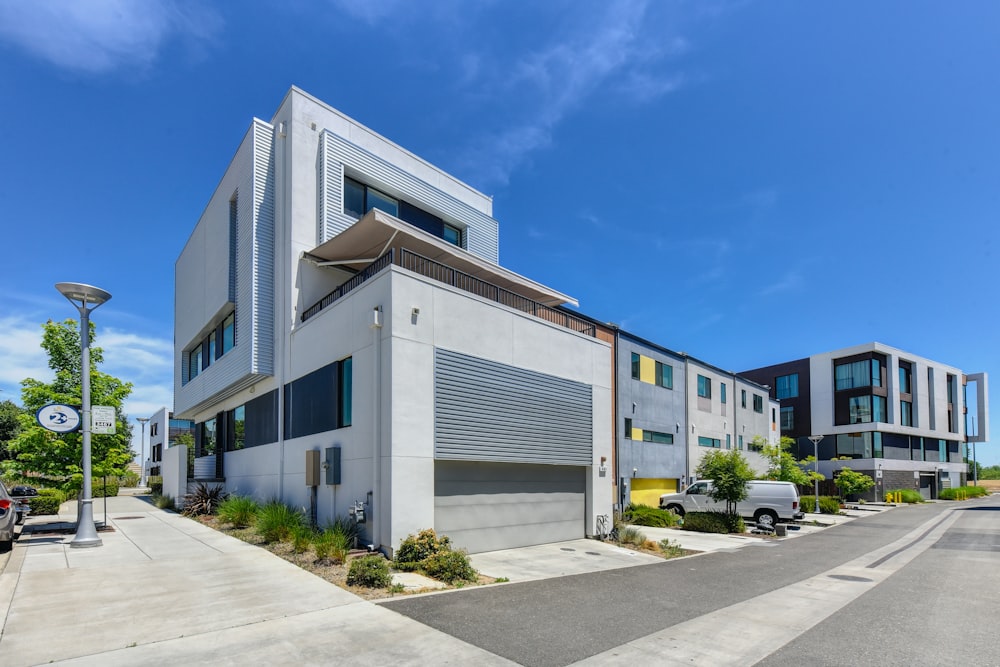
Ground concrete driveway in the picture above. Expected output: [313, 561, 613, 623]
[0, 496, 510, 666]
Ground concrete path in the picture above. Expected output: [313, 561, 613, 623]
[470, 539, 662, 582]
[0, 497, 511, 666]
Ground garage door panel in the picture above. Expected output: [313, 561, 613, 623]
[434, 499, 584, 531]
[435, 461, 585, 553]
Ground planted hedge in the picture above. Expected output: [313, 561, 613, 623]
[27, 495, 61, 515]
[681, 510, 745, 534]
[624, 503, 680, 528]
[939, 486, 989, 500]
[799, 495, 843, 514]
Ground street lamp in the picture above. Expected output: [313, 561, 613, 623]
[56, 282, 112, 549]
[136, 417, 150, 488]
[808, 435, 823, 515]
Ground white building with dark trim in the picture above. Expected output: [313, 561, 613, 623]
[742, 342, 989, 499]
[172, 87, 612, 555]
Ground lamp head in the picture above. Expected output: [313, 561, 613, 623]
[56, 282, 112, 309]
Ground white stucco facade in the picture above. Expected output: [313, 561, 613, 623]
[173, 87, 612, 554]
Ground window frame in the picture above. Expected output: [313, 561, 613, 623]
[697, 375, 712, 399]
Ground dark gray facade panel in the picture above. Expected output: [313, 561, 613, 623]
[434, 461, 585, 553]
[434, 349, 592, 465]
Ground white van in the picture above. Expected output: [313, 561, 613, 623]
[658, 480, 804, 527]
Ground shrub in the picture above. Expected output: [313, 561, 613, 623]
[834, 467, 875, 499]
[91, 479, 120, 498]
[939, 486, 989, 501]
[255, 501, 305, 543]
[119, 471, 140, 488]
[346, 555, 392, 588]
[682, 511, 744, 534]
[659, 538, 684, 558]
[394, 529, 452, 571]
[624, 503, 679, 528]
[888, 489, 924, 504]
[37, 488, 66, 503]
[217, 495, 260, 528]
[617, 525, 646, 547]
[27, 495, 61, 515]
[422, 550, 477, 583]
[328, 514, 361, 548]
[802, 495, 843, 514]
[182, 482, 228, 517]
[313, 528, 352, 564]
[147, 476, 163, 495]
[291, 525, 314, 554]
[153, 494, 175, 510]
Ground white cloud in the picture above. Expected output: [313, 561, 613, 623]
[0, 0, 221, 74]
[758, 270, 803, 297]
[452, 0, 687, 186]
[0, 315, 50, 388]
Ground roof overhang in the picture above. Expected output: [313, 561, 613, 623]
[304, 209, 578, 307]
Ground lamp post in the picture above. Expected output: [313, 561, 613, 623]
[808, 435, 823, 514]
[56, 282, 112, 549]
[136, 417, 150, 488]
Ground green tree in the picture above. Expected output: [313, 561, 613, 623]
[0, 399, 24, 462]
[3, 319, 135, 491]
[834, 467, 875, 500]
[695, 449, 756, 515]
[758, 436, 825, 486]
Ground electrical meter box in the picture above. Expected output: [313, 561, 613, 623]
[325, 446, 341, 485]
[305, 450, 320, 487]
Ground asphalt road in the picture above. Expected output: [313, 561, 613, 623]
[382, 498, 999, 666]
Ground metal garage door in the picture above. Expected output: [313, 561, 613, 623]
[434, 460, 585, 554]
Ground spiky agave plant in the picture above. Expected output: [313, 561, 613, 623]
[181, 482, 228, 516]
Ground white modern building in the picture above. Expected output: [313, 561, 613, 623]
[743, 342, 990, 499]
[173, 87, 613, 555]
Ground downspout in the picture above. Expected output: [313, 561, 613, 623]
[369, 306, 383, 552]
[612, 327, 621, 512]
[276, 120, 288, 501]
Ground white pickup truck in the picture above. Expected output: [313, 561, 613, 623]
[659, 479, 804, 528]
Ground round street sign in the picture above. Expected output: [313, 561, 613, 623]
[36, 403, 82, 433]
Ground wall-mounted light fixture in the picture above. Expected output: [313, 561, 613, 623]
[676, 423, 681, 433]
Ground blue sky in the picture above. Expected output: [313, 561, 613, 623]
[0, 1, 996, 465]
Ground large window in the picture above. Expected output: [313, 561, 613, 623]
[344, 177, 462, 247]
[849, 395, 872, 423]
[753, 394, 764, 413]
[900, 400, 913, 427]
[183, 310, 236, 385]
[232, 405, 245, 451]
[656, 361, 673, 389]
[284, 357, 353, 439]
[697, 375, 711, 399]
[775, 373, 799, 399]
[698, 436, 721, 448]
[720, 383, 727, 404]
[642, 430, 674, 444]
[835, 359, 880, 390]
[199, 418, 217, 456]
[898, 361, 912, 394]
[780, 406, 794, 431]
[631, 353, 640, 380]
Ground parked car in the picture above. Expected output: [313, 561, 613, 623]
[11, 485, 37, 497]
[0, 480, 17, 550]
[659, 479, 805, 528]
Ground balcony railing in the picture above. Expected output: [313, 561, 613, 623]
[301, 248, 595, 337]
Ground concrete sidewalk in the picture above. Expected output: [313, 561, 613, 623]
[0, 496, 511, 666]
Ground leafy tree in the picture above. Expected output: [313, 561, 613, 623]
[0, 399, 24, 462]
[758, 436, 825, 486]
[834, 467, 875, 499]
[2, 319, 135, 491]
[695, 449, 756, 515]
[966, 459, 983, 480]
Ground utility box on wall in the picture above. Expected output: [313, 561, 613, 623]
[305, 450, 320, 487]
[325, 446, 341, 485]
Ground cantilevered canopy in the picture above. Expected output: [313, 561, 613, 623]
[304, 209, 578, 307]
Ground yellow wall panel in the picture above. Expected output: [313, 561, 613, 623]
[629, 478, 678, 507]
[639, 355, 655, 383]
[631, 427, 644, 441]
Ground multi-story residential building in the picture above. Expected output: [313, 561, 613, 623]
[608, 328, 776, 508]
[172, 87, 612, 555]
[742, 343, 990, 499]
[147, 407, 194, 478]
